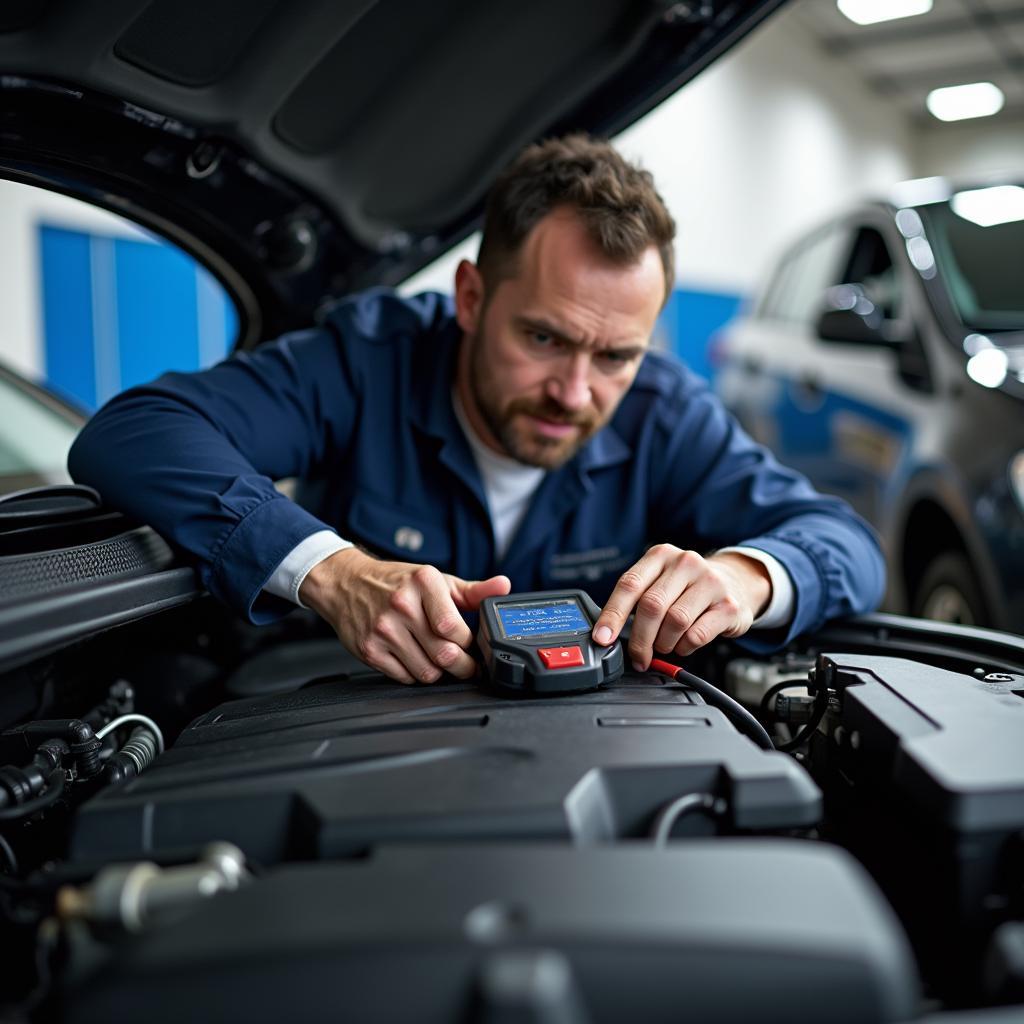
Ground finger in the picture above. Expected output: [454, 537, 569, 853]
[373, 611, 444, 684]
[417, 567, 474, 649]
[673, 598, 743, 657]
[364, 648, 414, 686]
[449, 574, 511, 612]
[393, 625, 445, 684]
[592, 548, 670, 645]
[627, 565, 695, 670]
[652, 576, 723, 654]
[420, 633, 478, 679]
[394, 572, 477, 679]
[408, 589, 478, 678]
[626, 552, 711, 669]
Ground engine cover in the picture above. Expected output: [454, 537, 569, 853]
[71, 670, 821, 863]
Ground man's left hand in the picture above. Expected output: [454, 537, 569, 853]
[592, 545, 771, 669]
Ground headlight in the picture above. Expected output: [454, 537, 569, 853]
[1010, 452, 1024, 512]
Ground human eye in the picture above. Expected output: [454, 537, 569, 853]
[595, 349, 634, 372]
[524, 328, 562, 354]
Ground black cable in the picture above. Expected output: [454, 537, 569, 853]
[759, 679, 807, 718]
[0, 771, 65, 823]
[650, 792, 724, 845]
[775, 686, 830, 753]
[0, 832, 18, 874]
[650, 659, 775, 751]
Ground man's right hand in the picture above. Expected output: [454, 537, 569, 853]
[299, 548, 511, 685]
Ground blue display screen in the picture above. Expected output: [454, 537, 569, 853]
[496, 598, 590, 638]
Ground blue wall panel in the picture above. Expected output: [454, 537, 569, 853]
[39, 226, 97, 409]
[114, 237, 200, 392]
[39, 225, 237, 411]
[658, 286, 745, 381]
[195, 264, 237, 370]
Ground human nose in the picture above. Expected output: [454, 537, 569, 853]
[546, 353, 592, 411]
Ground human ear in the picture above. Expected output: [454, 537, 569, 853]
[454, 260, 485, 335]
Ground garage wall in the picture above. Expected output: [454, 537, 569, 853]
[914, 117, 1024, 180]
[615, 5, 915, 297]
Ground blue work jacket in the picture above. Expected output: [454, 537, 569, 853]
[69, 289, 885, 651]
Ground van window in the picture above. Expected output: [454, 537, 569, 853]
[760, 225, 848, 325]
[921, 198, 1024, 333]
[840, 227, 903, 322]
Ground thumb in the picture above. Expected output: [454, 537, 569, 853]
[448, 574, 511, 611]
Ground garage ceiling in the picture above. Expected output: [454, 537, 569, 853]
[795, 0, 1024, 124]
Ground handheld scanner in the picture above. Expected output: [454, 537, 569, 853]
[477, 590, 624, 695]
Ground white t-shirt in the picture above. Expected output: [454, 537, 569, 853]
[451, 390, 544, 560]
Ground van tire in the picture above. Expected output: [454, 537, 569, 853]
[911, 551, 987, 627]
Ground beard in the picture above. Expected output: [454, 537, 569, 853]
[468, 330, 601, 470]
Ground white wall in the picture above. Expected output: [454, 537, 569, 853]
[406, 4, 917, 300]
[616, 5, 914, 296]
[913, 116, 1024, 181]
[0, 180, 148, 378]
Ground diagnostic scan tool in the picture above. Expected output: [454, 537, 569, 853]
[478, 590, 624, 695]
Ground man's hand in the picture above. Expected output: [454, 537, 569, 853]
[591, 545, 771, 670]
[300, 548, 511, 684]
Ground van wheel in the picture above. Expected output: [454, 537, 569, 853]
[911, 552, 986, 626]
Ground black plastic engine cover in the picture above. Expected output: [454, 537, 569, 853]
[62, 842, 919, 1024]
[807, 653, 1024, 1001]
[70, 670, 821, 864]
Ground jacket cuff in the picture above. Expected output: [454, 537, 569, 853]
[726, 535, 823, 653]
[207, 494, 334, 624]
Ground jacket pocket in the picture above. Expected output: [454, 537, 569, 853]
[346, 493, 452, 566]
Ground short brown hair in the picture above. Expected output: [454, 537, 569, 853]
[477, 134, 676, 303]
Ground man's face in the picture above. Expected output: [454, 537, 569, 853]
[454, 208, 666, 469]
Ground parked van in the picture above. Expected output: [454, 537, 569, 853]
[715, 178, 1024, 631]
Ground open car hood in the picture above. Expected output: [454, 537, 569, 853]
[0, 0, 784, 343]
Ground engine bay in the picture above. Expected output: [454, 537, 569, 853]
[2, 525, 1024, 1022]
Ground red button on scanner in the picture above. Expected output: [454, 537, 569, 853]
[538, 646, 585, 670]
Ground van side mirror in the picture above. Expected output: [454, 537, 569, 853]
[814, 284, 896, 347]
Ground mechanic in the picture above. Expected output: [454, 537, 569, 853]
[68, 134, 886, 685]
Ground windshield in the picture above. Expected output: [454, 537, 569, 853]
[919, 188, 1024, 335]
[0, 371, 81, 493]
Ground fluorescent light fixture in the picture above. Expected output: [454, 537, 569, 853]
[926, 82, 1004, 122]
[906, 236, 935, 274]
[963, 333, 993, 356]
[966, 348, 1008, 389]
[890, 176, 950, 208]
[951, 185, 1024, 227]
[895, 208, 924, 239]
[837, 0, 932, 26]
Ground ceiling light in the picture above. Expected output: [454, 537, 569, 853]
[951, 185, 1024, 227]
[926, 82, 1004, 122]
[890, 176, 950, 208]
[837, 0, 932, 26]
[966, 348, 1008, 389]
[963, 333, 993, 356]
